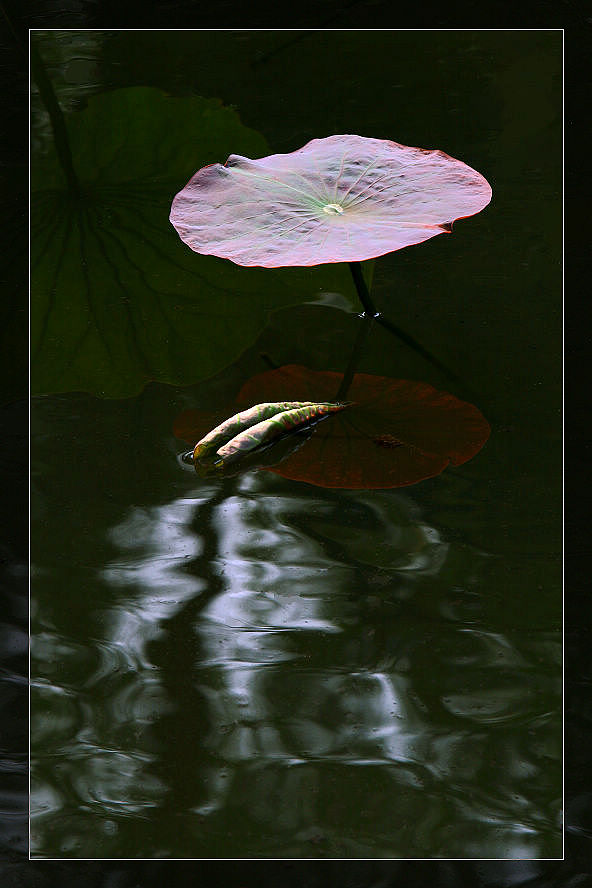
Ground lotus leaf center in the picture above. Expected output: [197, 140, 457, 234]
[322, 203, 344, 216]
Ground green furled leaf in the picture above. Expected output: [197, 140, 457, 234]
[191, 400, 348, 477]
[31, 87, 355, 398]
[192, 401, 318, 461]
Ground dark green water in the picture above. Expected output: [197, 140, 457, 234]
[30, 30, 562, 859]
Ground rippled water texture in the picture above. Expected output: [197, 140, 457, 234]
[30, 388, 561, 859]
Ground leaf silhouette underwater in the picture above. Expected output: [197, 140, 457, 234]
[174, 365, 491, 489]
[31, 85, 353, 398]
[170, 133, 492, 268]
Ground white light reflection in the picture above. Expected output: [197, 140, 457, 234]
[185, 474, 450, 816]
[101, 474, 451, 821]
[51, 491, 216, 825]
[102, 494, 210, 668]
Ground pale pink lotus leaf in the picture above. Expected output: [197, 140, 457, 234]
[170, 134, 492, 268]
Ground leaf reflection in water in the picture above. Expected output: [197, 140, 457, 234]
[32, 472, 559, 858]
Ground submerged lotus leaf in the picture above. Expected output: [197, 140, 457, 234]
[174, 364, 490, 489]
[170, 134, 492, 268]
[30, 87, 355, 398]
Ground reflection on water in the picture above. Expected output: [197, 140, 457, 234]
[31, 469, 561, 858]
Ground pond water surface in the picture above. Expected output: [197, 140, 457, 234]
[30, 30, 562, 859]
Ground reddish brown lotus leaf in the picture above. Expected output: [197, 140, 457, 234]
[173, 365, 490, 489]
[236, 365, 490, 489]
[173, 407, 225, 445]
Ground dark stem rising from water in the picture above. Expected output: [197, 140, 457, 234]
[348, 261, 378, 317]
[348, 261, 469, 392]
[334, 311, 375, 401]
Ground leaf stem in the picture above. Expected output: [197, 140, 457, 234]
[31, 39, 80, 198]
[334, 312, 375, 401]
[348, 261, 378, 316]
[348, 260, 473, 394]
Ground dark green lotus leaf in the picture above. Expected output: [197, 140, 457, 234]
[31, 87, 354, 398]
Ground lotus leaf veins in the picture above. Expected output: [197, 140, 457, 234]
[170, 134, 492, 267]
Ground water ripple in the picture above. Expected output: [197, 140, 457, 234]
[30, 471, 561, 857]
